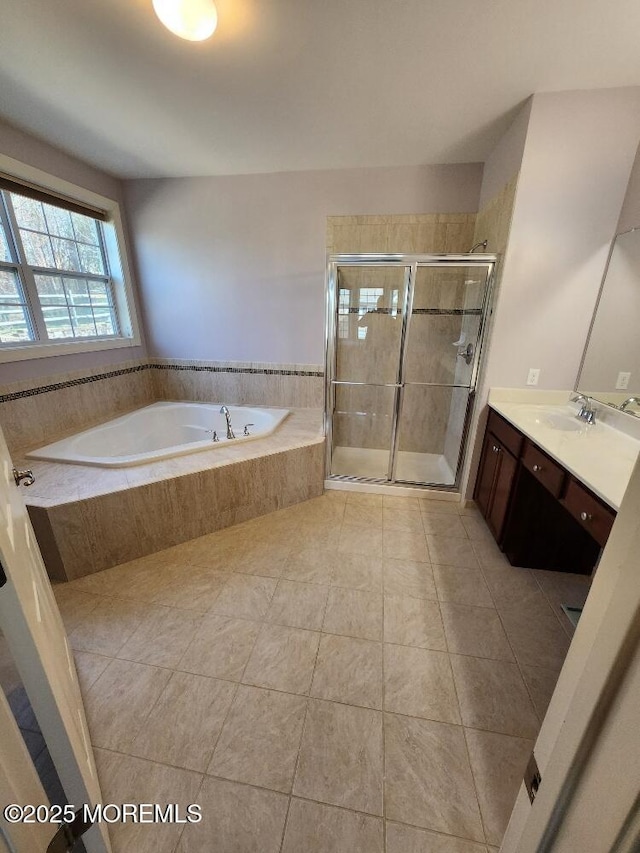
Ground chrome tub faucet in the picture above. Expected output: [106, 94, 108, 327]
[220, 405, 236, 439]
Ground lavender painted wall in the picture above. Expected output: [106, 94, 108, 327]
[617, 140, 640, 232]
[481, 87, 640, 393]
[124, 163, 483, 365]
[478, 98, 531, 209]
[0, 118, 146, 384]
[461, 86, 640, 499]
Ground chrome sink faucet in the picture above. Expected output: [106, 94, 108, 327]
[620, 397, 640, 412]
[571, 394, 596, 425]
[220, 405, 236, 439]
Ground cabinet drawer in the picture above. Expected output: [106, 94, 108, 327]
[561, 478, 616, 548]
[487, 410, 524, 459]
[522, 442, 565, 497]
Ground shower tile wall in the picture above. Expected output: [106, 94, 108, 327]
[327, 214, 477, 461]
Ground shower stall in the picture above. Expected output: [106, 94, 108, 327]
[324, 253, 496, 491]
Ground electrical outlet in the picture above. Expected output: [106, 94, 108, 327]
[616, 372, 631, 390]
[527, 368, 540, 386]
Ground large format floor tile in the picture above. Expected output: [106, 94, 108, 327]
[176, 777, 289, 853]
[129, 671, 236, 771]
[465, 728, 534, 846]
[95, 749, 202, 853]
[178, 614, 261, 681]
[117, 605, 202, 668]
[384, 645, 460, 724]
[322, 587, 383, 641]
[386, 821, 489, 853]
[85, 659, 172, 751]
[265, 579, 329, 630]
[450, 655, 539, 738]
[441, 602, 514, 661]
[384, 713, 484, 842]
[294, 699, 384, 815]
[242, 623, 320, 694]
[384, 594, 446, 650]
[311, 634, 383, 709]
[282, 799, 384, 853]
[383, 557, 437, 600]
[208, 685, 306, 793]
[56, 491, 578, 853]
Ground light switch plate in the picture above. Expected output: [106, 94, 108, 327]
[527, 368, 540, 386]
[616, 372, 631, 390]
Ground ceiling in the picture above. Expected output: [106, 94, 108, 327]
[1, 0, 640, 179]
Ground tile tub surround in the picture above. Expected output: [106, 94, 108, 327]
[22, 409, 324, 581]
[0, 358, 324, 456]
[0, 360, 155, 457]
[54, 492, 575, 852]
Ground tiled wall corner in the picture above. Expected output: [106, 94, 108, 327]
[0, 360, 154, 455]
[150, 360, 325, 410]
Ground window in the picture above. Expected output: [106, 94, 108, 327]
[0, 189, 120, 346]
[0, 159, 140, 362]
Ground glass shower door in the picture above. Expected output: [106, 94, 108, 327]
[329, 263, 408, 480]
[393, 264, 491, 486]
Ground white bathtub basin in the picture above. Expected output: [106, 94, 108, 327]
[27, 402, 290, 468]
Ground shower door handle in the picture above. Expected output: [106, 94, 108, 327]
[457, 343, 474, 365]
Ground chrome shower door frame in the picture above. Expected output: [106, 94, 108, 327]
[325, 253, 496, 490]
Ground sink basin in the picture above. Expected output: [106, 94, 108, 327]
[536, 412, 583, 432]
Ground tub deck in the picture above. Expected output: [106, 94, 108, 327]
[18, 408, 324, 581]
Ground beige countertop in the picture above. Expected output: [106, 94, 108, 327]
[488, 390, 640, 511]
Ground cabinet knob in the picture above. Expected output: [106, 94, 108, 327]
[532, 464, 542, 473]
[580, 511, 592, 522]
[492, 445, 500, 453]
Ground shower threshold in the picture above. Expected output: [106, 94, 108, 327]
[330, 445, 455, 486]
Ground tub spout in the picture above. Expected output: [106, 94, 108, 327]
[220, 406, 236, 439]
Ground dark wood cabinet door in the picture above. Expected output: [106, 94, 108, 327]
[475, 431, 500, 519]
[488, 443, 518, 541]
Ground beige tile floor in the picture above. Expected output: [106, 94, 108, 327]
[53, 490, 591, 853]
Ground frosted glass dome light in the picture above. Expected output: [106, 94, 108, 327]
[153, 0, 218, 41]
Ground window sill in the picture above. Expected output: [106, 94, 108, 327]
[0, 335, 142, 364]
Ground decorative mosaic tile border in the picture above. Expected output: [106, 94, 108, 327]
[0, 362, 324, 403]
[344, 307, 482, 316]
[0, 365, 148, 403]
[412, 308, 483, 316]
[149, 364, 324, 377]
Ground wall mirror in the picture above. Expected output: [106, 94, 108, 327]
[577, 227, 640, 415]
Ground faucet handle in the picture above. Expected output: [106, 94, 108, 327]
[243, 424, 255, 436]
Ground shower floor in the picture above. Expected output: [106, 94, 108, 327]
[331, 446, 455, 486]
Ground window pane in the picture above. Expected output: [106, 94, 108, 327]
[70, 306, 97, 337]
[94, 310, 116, 337]
[11, 194, 47, 231]
[65, 279, 89, 301]
[78, 243, 105, 275]
[0, 304, 32, 342]
[88, 281, 110, 306]
[43, 204, 74, 239]
[71, 212, 100, 245]
[0, 269, 24, 303]
[35, 275, 66, 304]
[42, 306, 73, 339]
[0, 220, 12, 262]
[21, 231, 55, 267]
[0, 270, 32, 343]
[51, 237, 82, 272]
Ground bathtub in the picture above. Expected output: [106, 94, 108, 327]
[26, 402, 290, 468]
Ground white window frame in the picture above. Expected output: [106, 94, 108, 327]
[0, 153, 141, 363]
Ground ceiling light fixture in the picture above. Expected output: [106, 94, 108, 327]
[153, 0, 218, 41]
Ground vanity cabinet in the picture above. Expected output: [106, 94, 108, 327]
[475, 409, 617, 573]
[475, 429, 519, 540]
